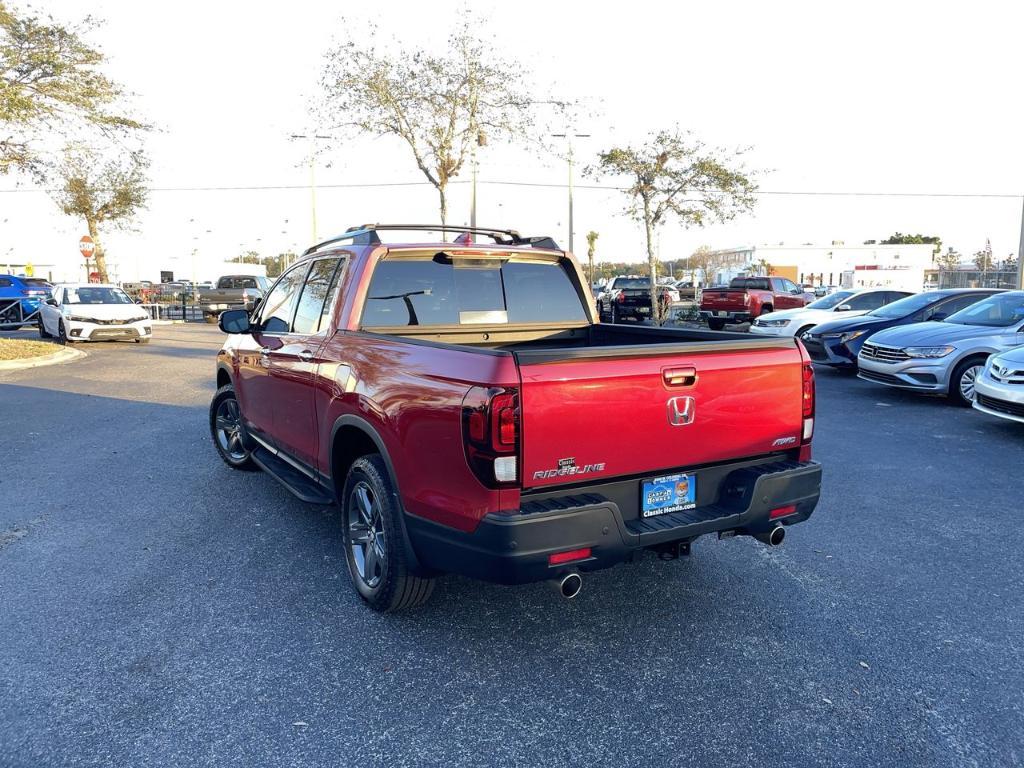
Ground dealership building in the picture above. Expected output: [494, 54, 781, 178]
[706, 242, 936, 291]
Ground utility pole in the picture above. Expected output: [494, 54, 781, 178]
[290, 134, 334, 243]
[469, 129, 486, 229]
[1017, 195, 1024, 289]
[551, 132, 590, 252]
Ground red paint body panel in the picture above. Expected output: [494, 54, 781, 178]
[517, 347, 804, 489]
[312, 330, 520, 532]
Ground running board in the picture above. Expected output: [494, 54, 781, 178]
[251, 446, 334, 505]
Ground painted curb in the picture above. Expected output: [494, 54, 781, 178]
[0, 346, 86, 372]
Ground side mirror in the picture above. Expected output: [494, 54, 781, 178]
[45, 297, 58, 306]
[134, 297, 143, 304]
[219, 308, 251, 335]
[930, 312, 948, 321]
[836, 304, 853, 312]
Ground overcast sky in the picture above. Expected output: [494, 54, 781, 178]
[3, 0, 1023, 280]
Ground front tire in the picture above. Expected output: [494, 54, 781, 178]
[57, 320, 71, 345]
[707, 318, 726, 331]
[342, 455, 434, 612]
[209, 385, 257, 470]
[949, 359, 983, 407]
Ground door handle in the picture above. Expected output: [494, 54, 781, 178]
[298, 350, 314, 362]
[663, 366, 697, 387]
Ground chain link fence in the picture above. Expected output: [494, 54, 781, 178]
[936, 269, 1019, 290]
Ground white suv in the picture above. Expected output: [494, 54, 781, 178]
[39, 283, 153, 344]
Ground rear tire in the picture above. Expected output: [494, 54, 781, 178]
[209, 385, 257, 470]
[707, 318, 726, 331]
[342, 455, 435, 612]
[949, 358, 984, 407]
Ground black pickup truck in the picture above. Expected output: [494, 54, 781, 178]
[596, 277, 681, 323]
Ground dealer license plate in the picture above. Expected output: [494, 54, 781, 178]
[638, 307, 650, 314]
[641, 472, 697, 518]
[717, 311, 728, 317]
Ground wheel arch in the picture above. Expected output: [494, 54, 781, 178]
[216, 363, 233, 390]
[330, 414, 426, 575]
[945, 350, 992, 388]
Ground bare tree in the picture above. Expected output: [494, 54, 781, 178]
[52, 146, 148, 282]
[590, 128, 757, 323]
[687, 245, 729, 287]
[317, 21, 561, 224]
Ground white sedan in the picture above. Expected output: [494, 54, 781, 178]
[39, 283, 153, 344]
[749, 288, 913, 337]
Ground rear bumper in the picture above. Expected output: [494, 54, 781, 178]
[700, 310, 752, 323]
[406, 460, 822, 585]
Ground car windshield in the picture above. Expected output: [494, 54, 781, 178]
[63, 286, 133, 305]
[868, 292, 946, 319]
[807, 290, 855, 310]
[945, 293, 1024, 327]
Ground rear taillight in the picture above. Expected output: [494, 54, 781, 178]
[801, 361, 815, 442]
[615, 292, 625, 303]
[462, 386, 520, 487]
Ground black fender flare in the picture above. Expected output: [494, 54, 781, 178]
[329, 414, 426, 575]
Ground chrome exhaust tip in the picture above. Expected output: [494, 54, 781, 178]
[754, 526, 786, 546]
[553, 572, 582, 599]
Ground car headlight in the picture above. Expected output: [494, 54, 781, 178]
[820, 332, 842, 339]
[66, 314, 94, 322]
[840, 330, 868, 344]
[758, 319, 791, 327]
[904, 345, 955, 358]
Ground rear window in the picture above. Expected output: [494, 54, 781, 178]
[218, 276, 260, 289]
[614, 278, 650, 290]
[361, 256, 587, 327]
[729, 278, 770, 290]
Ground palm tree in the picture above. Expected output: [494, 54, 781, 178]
[586, 231, 599, 285]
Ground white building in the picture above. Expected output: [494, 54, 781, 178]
[707, 242, 936, 291]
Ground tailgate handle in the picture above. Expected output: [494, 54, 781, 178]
[663, 366, 697, 387]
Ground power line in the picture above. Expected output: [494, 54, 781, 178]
[0, 178, 1021, 199]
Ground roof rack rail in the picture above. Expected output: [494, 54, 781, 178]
[302, 224, 560, 256]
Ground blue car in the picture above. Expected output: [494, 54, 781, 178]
[801, 288, 1003, 369]
[0, 274, 53, 328]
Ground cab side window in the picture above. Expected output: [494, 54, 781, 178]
[930, 294, 985, 319]
[258, 265, 309, 333]
[292, 258, 344, 335]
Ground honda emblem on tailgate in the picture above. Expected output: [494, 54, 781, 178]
[667, 396, 695, 426]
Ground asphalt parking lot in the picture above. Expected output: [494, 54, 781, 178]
[1, 324, 1022, 768]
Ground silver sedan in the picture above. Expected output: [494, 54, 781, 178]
[973, 346, 1024, 424]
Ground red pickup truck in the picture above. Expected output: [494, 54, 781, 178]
[210, 225, 821, 612]
[700, 276, 814, 330]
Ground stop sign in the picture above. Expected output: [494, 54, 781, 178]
[79, 235, 95, 259]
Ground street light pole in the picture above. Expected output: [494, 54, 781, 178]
[290, 134, 334, 243]
[551, 133, 590, 253]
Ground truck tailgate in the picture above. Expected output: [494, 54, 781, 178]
[515, 342, 804, 490]
[701, 289, 749, 311]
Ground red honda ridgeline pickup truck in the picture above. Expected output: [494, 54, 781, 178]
[210, 225, 821, 612]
